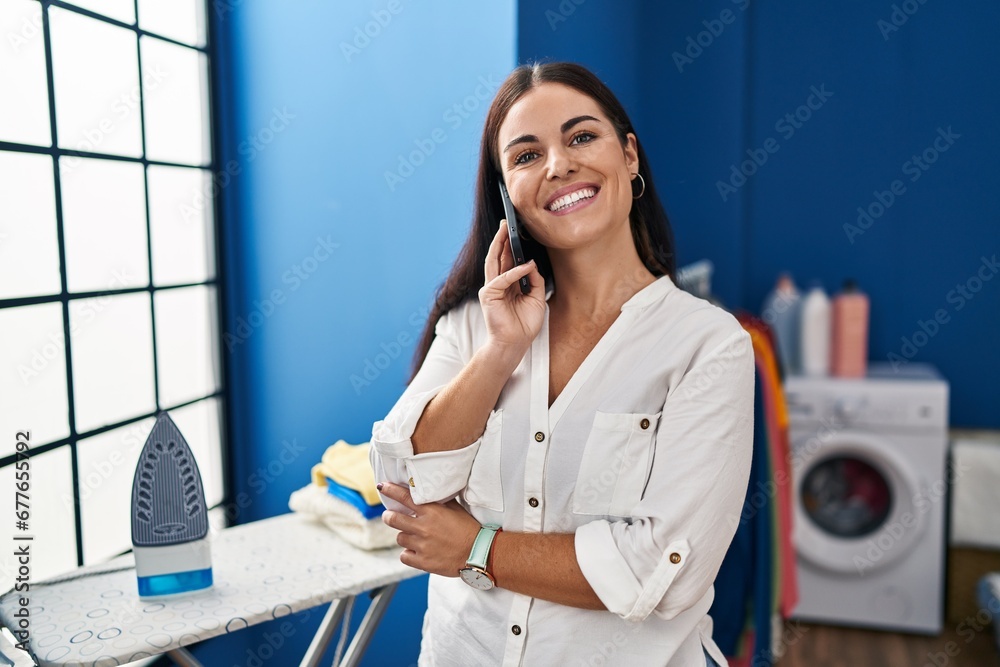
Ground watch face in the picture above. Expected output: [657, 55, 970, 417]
[459, 567, 494, 591]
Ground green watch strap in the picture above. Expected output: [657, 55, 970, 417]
[466, 524, 501, 569]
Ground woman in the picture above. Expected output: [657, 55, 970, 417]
[369, 62, 754, 667]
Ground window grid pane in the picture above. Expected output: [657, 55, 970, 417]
[0, 0, 53, 146]
[50, 7, 143, 158]
[0, 150, 61, 299]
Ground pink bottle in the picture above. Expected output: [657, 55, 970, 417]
[831, 279, 870, 378]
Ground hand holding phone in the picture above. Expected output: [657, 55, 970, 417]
[498, 181, 531, 295]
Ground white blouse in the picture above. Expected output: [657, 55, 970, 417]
[369, 274, 755, 667]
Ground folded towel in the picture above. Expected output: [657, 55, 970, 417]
[311, 440, 382, 506]
[325, 476, 384, 520]
[289, 483, 398, 550]
[951, 438, 1000, 550]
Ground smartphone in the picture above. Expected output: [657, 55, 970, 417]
[498, 181, 531, 294]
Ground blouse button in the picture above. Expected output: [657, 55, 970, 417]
[511, 625, 521, 636]
[534, 431, 545, 442]
[408, 477, 415, 487]
[528, 497, 539, 508]
[669, 552, 682, 564]
[640, 418, 650, 430]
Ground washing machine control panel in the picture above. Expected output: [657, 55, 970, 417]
[784, 374, 948, 433]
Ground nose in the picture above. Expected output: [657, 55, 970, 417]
[544, 144, 577, 180]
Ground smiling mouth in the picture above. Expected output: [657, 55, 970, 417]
[546, 187, 599, 213]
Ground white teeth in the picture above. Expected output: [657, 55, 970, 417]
[548, 187, 597, 212]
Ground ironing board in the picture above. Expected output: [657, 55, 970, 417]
[0, 513, 420, 667]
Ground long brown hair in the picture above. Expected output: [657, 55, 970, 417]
[406, 61, 677, 384]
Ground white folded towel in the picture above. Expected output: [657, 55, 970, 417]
[288, 484, 399, 550]
[951, 438, 1000, 550]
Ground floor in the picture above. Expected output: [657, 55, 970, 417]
[776, 621, 999, 666]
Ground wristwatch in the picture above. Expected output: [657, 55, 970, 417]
[459, 524, 501, 590]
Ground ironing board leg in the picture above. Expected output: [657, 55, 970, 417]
[337, 583, 399, 667]
[167, 646, 205, 666]
[299, 596, 352, 667]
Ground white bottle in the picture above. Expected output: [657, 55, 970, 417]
[761, 273, 802, 375]
[800, 283, 831, 377]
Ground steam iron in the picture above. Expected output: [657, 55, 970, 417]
[130, 412, 213, 598]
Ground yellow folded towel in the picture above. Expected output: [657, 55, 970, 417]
[311, 440, 381, 506]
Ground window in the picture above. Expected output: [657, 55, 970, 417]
[0, 0, 228, 587]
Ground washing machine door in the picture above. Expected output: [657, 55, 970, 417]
[793, 430, 927, 574]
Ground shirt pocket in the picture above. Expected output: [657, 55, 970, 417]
[463, 408, 504, 512]
[572, 410, 662, 517]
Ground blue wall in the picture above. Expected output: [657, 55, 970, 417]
[743, 0, 1000, 427]
[209, 1, 516, 665]
[520, 0, 999, 428]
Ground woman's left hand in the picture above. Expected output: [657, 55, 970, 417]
[378, 482, 481, 577]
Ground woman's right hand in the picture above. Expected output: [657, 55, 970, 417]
[479, 220, 546, 356]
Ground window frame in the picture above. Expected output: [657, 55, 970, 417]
[0, 0, 233, 568]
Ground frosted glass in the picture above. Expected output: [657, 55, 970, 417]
[70, 292, 155, 433]
[0, 0, 52, 146]
[61, 0, 134, 25]
[138, 0, 206, 47]
[141, 37, 210, 166]
[78, 416, 156, 564]
[0, 447, 77, 593]
[60, 157, 149, 293]
[148, 165, 215, 285]
[155, 285, 219, 407]
[50, 8, 141, 157]
[0, 303, 70, 455]
[169, 397, 223, 507]
[0, 151, 61, 299]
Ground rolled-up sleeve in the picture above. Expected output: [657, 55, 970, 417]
[575, 327, 755, 622]
[369, 302, 490, 509]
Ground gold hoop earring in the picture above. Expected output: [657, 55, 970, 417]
[631, 173, 646, 200]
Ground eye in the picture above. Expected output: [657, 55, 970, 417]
[571, 131, 597, 145]
[513, 149, 539, 165]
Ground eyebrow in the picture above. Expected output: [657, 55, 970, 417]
[502, 115, 602, 153]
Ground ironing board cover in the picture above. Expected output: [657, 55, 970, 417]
[0, 513, 417, 667]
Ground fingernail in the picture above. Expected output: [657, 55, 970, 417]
[376, 483, 383, 491]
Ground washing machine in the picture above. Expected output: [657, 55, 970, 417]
[785, 362, 949, 634]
